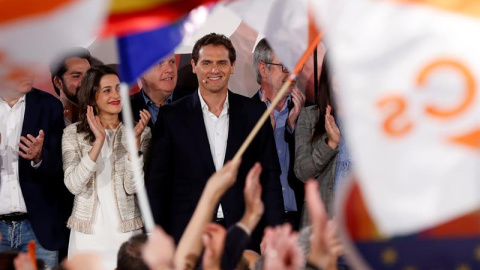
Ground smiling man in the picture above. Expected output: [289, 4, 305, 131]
[131, 54, 189, 127]
[146, 33, 284, 251]
[50, 47, 92, 126]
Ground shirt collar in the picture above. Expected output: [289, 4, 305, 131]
[0, 94, 26, 108]
[197, 89, 229, 114]
[259, 89, 290, 113]
[142, 89, 173, 107]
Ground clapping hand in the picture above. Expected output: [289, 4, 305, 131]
[325, 105, 340, 150]
[18, 130, 44, 164]
[306, 180, 345, 270]
[287, 87, 306, 130]
[134, 109, 151, 149]
[202, 223, 227, 270]
[263, 224, 304, 270]
[86, 105, 105, 144]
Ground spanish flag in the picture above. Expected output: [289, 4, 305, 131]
[103, 0, 220, 83]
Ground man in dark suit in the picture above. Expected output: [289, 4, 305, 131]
[146, 33, 284, 250]
[0, 74, 72, 267]
[252, 38, 307, 230]
[131, 54, 191, 128]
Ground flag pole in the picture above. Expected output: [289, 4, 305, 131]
[120, 82, 155, 234]
[232, 34, 322, 162]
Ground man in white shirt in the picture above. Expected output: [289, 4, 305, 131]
[147, 33, 284, 251]
[0, 73, 70, 267]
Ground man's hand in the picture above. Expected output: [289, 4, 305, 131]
[18, 129, 44, 164]
[287, 87, 306, 131]
[134, 109, 151, 149]
[306, 180, 345, 270]
[202, 223, 227, 270]
[143, 226, 176, 270]
[240, 162, 264, 232]
[263, 224, 304, 270]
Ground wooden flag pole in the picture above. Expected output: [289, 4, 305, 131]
[120, 83, 155, 234]
[232, 34, 322, 162]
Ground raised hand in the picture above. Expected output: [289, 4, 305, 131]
[134, 109, 151, 149]
[142, 226, 175, 270]
[287, 87, 306, 130]
[202, 223, 227, 270]
[205, 158, 241, 198]
[18, 129, 44, 164]
[86, 105, 105, 144]
[13, 253, 35, 270]
[64, 253, 104, 270]
[325, 105, 341, 150]
[306, 180, 345, 270]
[263, 224, 304, 270]
[240, 163, 264, 232]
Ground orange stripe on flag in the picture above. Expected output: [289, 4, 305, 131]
[110, 0, 177, 14]
[0, 0, 74, 25]
[449, 127, 480, 151]
[389, 0, 480, 18]
[308, 1, 322, 46]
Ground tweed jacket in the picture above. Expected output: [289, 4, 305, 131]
[62, 122, 151, 234]
[294, 106, 338, 228]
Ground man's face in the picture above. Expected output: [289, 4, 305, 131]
[264, 53, 295, 98]
[141, 55, 178, 94]
[58, 57, 90, 103]
[191, 45, 235, 94]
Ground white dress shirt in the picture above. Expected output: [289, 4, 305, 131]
[198, 90, 229, 218]
[0, 95, 28, 215]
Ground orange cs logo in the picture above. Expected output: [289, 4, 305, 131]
[377, 59, 479, 150]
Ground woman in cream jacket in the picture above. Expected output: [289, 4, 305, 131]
[62, 65, 151, 268]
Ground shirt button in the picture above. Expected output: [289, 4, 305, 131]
[13, 206, 17, 210]
[12, 186, 16, 190]
[278, 150, 282, 154]
[282, 187, 285, 191]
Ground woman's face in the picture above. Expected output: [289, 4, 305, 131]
[95, 74, 121, 116]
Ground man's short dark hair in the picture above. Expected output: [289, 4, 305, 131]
[116, 233, 148, 270]
[191, 33, 236, 65]
[49, 47, 92, 96]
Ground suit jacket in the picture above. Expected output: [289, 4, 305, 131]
[252, 91, 305, 215]
[130, 88, 191, 128]
[294, 106, 338, 228]
[146, 90, 284, 245]
[19, 88, 73, 250]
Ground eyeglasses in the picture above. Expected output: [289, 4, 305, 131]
[264, 62, 304, 73]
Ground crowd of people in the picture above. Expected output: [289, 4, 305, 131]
[0, 33, 352, 270]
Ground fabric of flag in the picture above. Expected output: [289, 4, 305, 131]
[104, 0, 218, 84]
[0, 0, 107, 90]
[311, 0, 480, 237]
[338, 179, 480, 269]
[225, 0, 321, 72]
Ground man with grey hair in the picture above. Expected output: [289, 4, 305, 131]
[252, 38, 306, 230]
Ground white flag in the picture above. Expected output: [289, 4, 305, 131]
[0, 0, 107, 90]
[225, 0, 320, 71]
[313, 0, 480, 236]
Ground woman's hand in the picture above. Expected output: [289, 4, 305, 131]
[134, 109, 151, 149]
[86, 105, 106, 144]
[325, 105, 341, 150]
